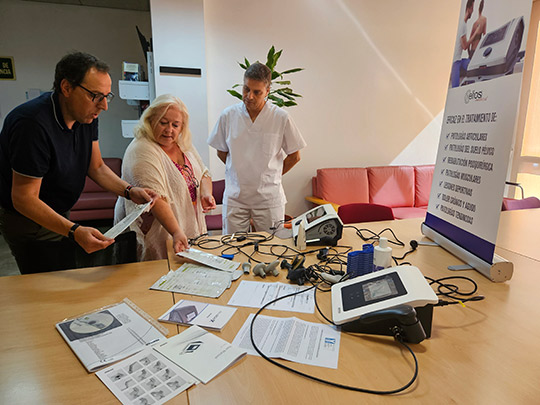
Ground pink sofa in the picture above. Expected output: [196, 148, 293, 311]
[70, 158, 122, 222]
[306, 165, 435, 219]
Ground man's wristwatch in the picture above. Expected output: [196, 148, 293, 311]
[124, 185, 133, 200]
[68, 223, 80, 241]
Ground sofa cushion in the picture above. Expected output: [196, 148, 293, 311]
[392, 206, 427, 220]
[367, 166, 415, 208]
[71, 192, 118, 211]
[315, 168, 369, 205]
[414, 165, 434, 207]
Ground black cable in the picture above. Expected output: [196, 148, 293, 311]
[248, 284, 419, 395]
[344, 225, 405, 247]
[425, 275, 485, 305]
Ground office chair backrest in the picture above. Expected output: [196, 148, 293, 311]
[212, 179, 225, 205]
[205, 179, 226, 231]
[337, 203, 395, 224]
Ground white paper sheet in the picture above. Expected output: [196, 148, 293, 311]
[150, 263, 232, 298]
[56, 300, 167, 372]
[227, 281, 315, 313]
[176, 248, 240, 272]
[154, 325, 247, 384]
[96, 346, 195, 405]
[104, 201, 151, 239]
[158, 299, 237, 331]
[232, 314, 341, 369]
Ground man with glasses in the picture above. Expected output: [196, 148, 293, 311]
[0, 51, 156, 274]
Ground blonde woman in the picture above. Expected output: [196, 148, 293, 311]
[115, 94, 215, 260]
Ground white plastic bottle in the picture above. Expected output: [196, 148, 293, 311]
[374, 237, 393, 270]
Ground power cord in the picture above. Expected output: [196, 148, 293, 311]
[425, 275, 485, 306]
[249, 284, 419, 395]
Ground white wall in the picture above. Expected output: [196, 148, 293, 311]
[150, 0, 209, 163]
[0, 0, 152, 158]
[204, 0, 461, 216]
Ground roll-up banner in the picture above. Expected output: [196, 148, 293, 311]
[423, 0, 533, 282]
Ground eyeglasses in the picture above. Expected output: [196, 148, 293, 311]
[78, 84, 115, 104]
[179, 164, 200, 189]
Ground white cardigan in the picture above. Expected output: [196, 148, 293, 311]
[115, 137, 209, 260]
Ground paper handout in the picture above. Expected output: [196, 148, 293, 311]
[104, 201, 151, 239]
[55, 298, 168, 372]
[154, 325, 246, 384]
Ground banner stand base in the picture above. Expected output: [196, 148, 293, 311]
[421, 222, 513, 283]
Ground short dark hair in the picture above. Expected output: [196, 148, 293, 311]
[53, 51, 109, 93]
[244, 62, 271, 87]
[466, 0, 475, 10]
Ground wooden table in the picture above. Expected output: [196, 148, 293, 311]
[0, 260, 188, 405]
[497, 208, 540, 261]
[2, 211, 539, 404]
[168, 216, 540, 404]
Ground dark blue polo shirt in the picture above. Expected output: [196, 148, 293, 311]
[0, 92, 97, 213]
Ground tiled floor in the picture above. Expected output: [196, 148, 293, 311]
[0, 235, 20, 276]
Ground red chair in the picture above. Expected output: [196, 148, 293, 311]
[502, 196, 540, 211]
[337, 203, 395, 224]
[205, 179, 225, 231]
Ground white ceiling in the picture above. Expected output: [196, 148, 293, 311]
[22, 0, 149, 11]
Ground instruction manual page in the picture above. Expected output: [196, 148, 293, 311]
[227, 281, 315, 313]
[55, 299, 167, 372]
[96, 346, 195, 405]
[154, 325, 246, 384]
[232, 314, 340, 369]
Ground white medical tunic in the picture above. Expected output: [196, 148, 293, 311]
[208, 102, 306, 209]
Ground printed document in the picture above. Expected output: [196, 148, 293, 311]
[150, 263, 232, 298]
[104, 201, 151, 239]
[55, 299, 168, 372]
[96, 346, 195, 405]
[176, 248, 240, 272]
[233, 314, 340, 369]
[158, 299, 237, 331]
[154, 325, 247, 384]
[227, 281, 315, 313]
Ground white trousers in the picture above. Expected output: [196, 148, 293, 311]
[223, 204, 285, 235]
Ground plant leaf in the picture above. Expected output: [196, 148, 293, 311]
[273, 49, 282, 66]
[268, 94, 285, 106]
[231, 83, 242, 89]
[239, 62, 247, 70]
[227, 89, 243, 100]
[266, 46, 275, 67]
[283, 100, 297, 107]
[276, 90, 294, 100]
[280, 67, 304, 75]
[244, 58, 250, 68]
[271, 71, 282, 80]
[274, 80, 291, 85]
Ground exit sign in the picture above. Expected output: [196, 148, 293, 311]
[0, 57, 16, 80]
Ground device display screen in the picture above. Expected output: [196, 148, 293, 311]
[341, 272, 407, 311]
[306, 206, 326, 224]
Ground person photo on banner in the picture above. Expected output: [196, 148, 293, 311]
[451, 0, 477, 88]
[469, 0, 487, 59]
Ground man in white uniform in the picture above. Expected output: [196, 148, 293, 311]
[208, 62, 306, 234]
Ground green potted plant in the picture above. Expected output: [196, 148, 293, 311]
[227, 46, 304, 107]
